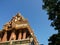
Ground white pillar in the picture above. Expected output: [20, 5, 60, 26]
[9, 31, 16, 41]
[2, 32, 7, 42]
[23, 31, 26, 39]
[18, 31, 22, 40]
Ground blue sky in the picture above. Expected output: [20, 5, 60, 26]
[0, 0, 58, 45]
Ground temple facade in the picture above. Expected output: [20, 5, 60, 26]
[0, 13, 39, 45]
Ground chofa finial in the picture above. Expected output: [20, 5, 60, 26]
[11, 12, 25, 22]
[16, 12, 21, 17]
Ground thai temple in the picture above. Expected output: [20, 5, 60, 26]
[0, 13, 39, 45]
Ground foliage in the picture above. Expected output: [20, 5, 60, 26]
[42, 0, 60, 45]
[43, 0, 60, 30]
[48, 33, 60, 45]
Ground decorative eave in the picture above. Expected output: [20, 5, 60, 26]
[27, 25, 39, 45]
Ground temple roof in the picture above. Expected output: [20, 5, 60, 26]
[0, 13, 39, 45]
[3, 13, 27, 30]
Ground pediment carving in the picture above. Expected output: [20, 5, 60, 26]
[3, 13, 27, 30]
[11, 13, 25, 23]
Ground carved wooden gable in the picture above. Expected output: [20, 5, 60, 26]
[3, 13, 27, 30]
[0, 13, 39, 45]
